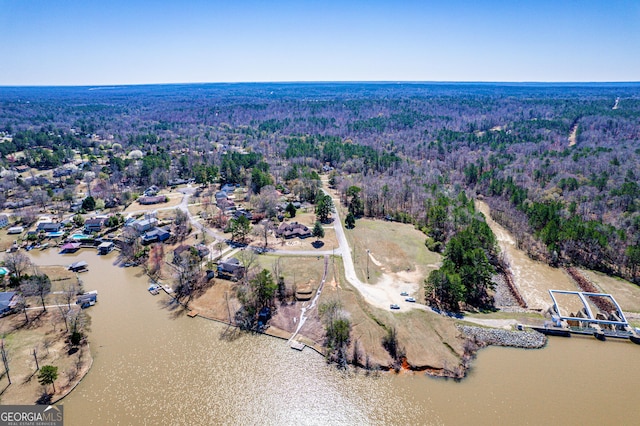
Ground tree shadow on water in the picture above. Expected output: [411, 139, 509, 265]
[159, 297, 188, 319]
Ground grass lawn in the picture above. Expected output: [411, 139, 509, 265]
[343, 217, 441, 284]
[254, 254, 326, 290]
[0, 310, 91, 404]
[317, 258, 466, 371]
[122, 193, 183, 213]
[0, 229, 21, 252]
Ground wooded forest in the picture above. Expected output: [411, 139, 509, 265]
[1, 82, 639, 285]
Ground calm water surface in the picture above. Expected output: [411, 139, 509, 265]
[28, 249, 640, 425]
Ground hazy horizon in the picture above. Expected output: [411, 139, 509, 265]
[1, 0, 639, 86]
[2, 81, 640, 89]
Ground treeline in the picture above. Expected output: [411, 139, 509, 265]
[282, 135, 400, 173]
[424, 193, 498, 311]
[1, 83, 639, 283]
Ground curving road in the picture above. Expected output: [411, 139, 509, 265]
[173, 185, 430, 312]
[320, 188, 431, 312]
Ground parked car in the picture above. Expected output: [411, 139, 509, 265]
[405, 297, 416, 302]
[400, 291, 408, 296]
[390, 304, 400, 310]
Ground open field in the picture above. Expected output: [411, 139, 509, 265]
[317, 259, 466, 371]
[254, 254, 326, 289]
[122, 192, 184, 214]
[342, 217, 441, 302]
[0, 309, 91, 404]
[189, 250, 466, 372]
[0, 229, 20, 252]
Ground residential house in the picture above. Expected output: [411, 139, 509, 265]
[173, 245, 194, 264]
[84, 217, 108, 234]
[24, 176, 50, 186]
[141, 227, 171, 245]
[217, 257, 245, 281]
[169, 178, 189, 186]
[6, 198, 34, 209]
[0, 214, 8, 228]
[138, 195, 167, 205]
[221, 184, 236, 193]
[232, 210, 253, 221]
[276, 222, 311, 239]
[144, 185, 159, 196]
[130, 217, 158, 233]
[194, 244, 210, 258]
[217, 198, 235, 212]
[173, 244, 210, 264]
[37, 222, 63, 233]
[53, 167, 75, 178]
[0, 292, 19, 316]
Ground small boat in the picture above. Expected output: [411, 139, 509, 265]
[148, 283, 161, 295]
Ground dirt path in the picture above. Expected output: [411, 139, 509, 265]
[613, 97, 620, 110]
[568, 122, 578, 146]
[322, 188, 428, 312]
[462, 317, 518, 329]
[289, 255, 329, 342]
[477, 200, 579, 310]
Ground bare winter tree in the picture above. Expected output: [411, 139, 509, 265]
[4, 251, 33, 282]
[173, 208, 190, 241]
[21, 275, 51, 312]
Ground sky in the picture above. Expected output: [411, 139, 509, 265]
[0, 0, 639, 85]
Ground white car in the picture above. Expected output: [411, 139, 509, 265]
[405, 297, 416, 303]
[390, 304, 400, 310]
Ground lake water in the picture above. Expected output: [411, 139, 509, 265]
[27, 249, 640, 425]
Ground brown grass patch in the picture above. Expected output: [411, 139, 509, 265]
[0, 310, 92, 404]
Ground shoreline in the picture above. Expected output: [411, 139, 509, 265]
[8, 252, 545, 407]
[52, 343, 94, 404]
